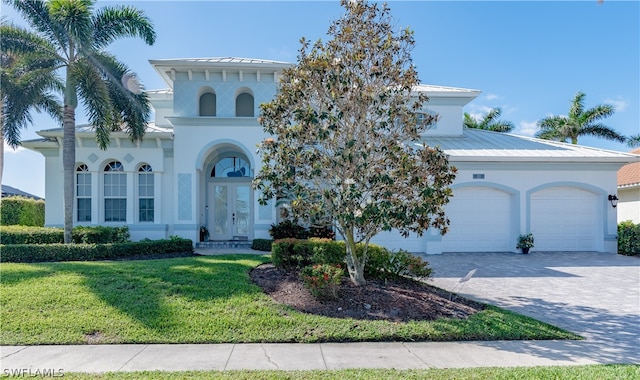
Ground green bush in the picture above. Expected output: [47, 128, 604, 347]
[301, 263, 344, 299]
[251, 238, 273, 252]
[618, 221, 640, 256]
[0, 196, 45, 226]
[0, 237, 193, 263]
[0, 226, 64, 244]
[269, 220, 309, 239]
[271, 238, 433, 282]
[0, 225, 130, 245]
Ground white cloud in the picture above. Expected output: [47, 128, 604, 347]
[514, 120, 538, 137]
[3, 141, 26, 154]
[484, 93, 499, 101]
[603, 97, 628, 112]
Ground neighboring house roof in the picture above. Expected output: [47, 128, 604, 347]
[424, 129, 640, 164]
[1, 185, 43, 200]
[617, 148, 640, 188]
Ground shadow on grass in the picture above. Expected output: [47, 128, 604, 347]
[54, 255, 270, 331]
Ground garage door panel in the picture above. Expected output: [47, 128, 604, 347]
[531, 187, 598, 251]
[442, 187, 513, 252]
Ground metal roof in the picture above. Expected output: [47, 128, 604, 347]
[422, 129, 640, 163]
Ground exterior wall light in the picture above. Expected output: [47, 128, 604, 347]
[608, 194, 619, 208]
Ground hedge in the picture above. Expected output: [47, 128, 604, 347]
[0, 196, 45, 226]
[270, 238, 429, 280]
[251, 238, 273, 252]
[618, 221, 640, 256]
[0, 225, 130, 245]
[0, 237, 194, 263]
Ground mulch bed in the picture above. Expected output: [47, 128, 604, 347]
[250, 263, 484, 322]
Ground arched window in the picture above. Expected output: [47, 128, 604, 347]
[235, 93, 254, 117]
[138, 164, 154, 222]
[199, 92, 216, 116]
[76, 164, 91, 222]
[211, 157, 250, 178]
[104, 161, 126, 222]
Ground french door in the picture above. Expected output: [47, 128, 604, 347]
[208, 181, 251, 240]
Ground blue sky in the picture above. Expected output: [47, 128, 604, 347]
[3, 0, 639, 198]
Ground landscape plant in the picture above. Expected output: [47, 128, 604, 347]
[254, 0, 456, 286]
[536, 91, 625, 145]
[0, 196, 45, 226]
[463, 107, 514, 133]
[301, 263, 344, 300]
[3, 0, 156, 243]
[617, 221, 640, 256]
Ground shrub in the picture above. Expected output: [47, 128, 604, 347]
[618, 221, 640, 256]
[308, 225, 336, 240]
[269, 220, 309, 239]
[0, 237, 193, 263]
[272, 238, 345, 269]
[0, 196, 45, 226]
[251, 238, 273, 252]
[301, 263, 344, 299]
[0, 225, 130, 245]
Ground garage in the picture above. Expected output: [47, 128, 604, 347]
[442, 186, 514, 252]
[530, 187, 599, 251]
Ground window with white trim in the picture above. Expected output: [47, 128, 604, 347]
[104, 161, 126, 222]
[76, 164, 91, 222]
[138, 164, 154, 222]
[235, 93, 254, 117]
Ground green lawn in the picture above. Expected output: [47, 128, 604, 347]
[0, 255, 579, 345]
[50, 366, 640, 380]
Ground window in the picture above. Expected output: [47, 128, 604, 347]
[235, 93, 254, 117]
[76, 164, 91, 222]
[211, 157, 250, 177]
[138, 164, 154, 222]
[199, 92, 216, 116]
[104, 161, 126, 222]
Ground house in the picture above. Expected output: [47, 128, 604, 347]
[1, 185, 43, 200]
[23, 57, 639, 253]
[616, 148, 640, 223]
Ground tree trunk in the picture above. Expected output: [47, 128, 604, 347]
[343, 228, 367, 286]
[62, 105, 75, 244]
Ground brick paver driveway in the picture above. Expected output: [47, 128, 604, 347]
[423, 251, 640, 363]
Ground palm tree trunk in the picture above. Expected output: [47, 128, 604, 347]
[0, 98, 5, 192]
[63, 105, 75, 243]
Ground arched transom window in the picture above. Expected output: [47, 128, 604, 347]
[76, 164, 91, 222]
[138, 164, 154, 222]
[103, 161, 126, 222]
[211, 157, 250, 178]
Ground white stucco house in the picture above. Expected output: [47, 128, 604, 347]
[24, 57, 639, 254]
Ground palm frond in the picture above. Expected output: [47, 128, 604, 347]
[6, 0, 70, 57]
[569, 91, 586, 120]
[581, 124, 627, 143]
[92, 5, 156, 48]
[627, 134, 640, 148]
[71, 58, 112, 149]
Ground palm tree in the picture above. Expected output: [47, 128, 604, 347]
[3, 0, 156, 243]
[627, 134, 640, 148]
[0, 22, 63, 188]
[536, 91, 625, 145]
[463, 107, 514, 133]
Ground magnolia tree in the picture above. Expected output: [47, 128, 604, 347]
[253, 0, 456, 286]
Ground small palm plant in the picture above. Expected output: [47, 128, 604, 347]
[517, 233, 534, 253]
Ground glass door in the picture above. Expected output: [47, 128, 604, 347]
[209, 182, 252, 240]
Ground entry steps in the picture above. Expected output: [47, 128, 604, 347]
[195, 240, 253, 250]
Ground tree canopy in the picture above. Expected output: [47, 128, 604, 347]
[3, 0, 156, 242]
[254, 0, 456, 285]
[535, 91, 625, 145]
[463, 107, 514, 133]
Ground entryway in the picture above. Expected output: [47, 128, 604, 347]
[208, 180, 252, 241]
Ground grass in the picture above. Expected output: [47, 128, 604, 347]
[38, 366, 640, 380]
[0, 255, 579, 345]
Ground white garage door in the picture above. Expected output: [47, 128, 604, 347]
[442, 187, 513, 252]
[530, 187, 598, 251]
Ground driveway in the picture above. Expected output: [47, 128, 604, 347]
[422, 251, 640, 364]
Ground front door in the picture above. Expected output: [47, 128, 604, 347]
[209, 181, 251, 240]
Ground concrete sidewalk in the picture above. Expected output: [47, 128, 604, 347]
[0, 340, 613, 373]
